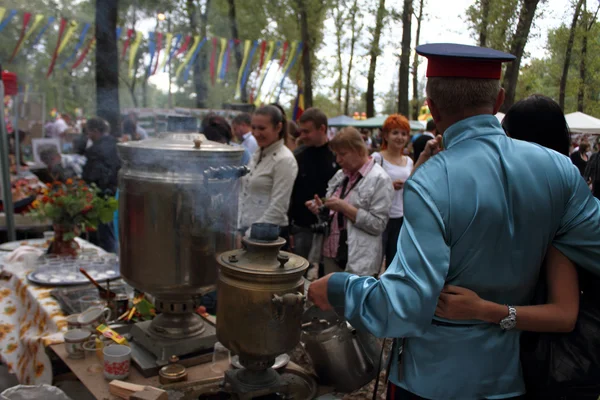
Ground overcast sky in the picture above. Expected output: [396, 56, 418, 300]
[148, 0, 574, 113]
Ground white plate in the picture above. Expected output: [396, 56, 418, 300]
[0, 239, 47, 252]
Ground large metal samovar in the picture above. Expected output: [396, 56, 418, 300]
[117, 133, 246, 365]
[216, 224, 309, 398]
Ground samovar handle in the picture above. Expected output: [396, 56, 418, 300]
[272, 292, 306, 306]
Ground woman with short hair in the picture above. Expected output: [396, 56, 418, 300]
[306, 127, 393, 276]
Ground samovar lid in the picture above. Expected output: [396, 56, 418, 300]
[117, 131, 244, 167]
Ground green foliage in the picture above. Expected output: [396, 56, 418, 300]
[466, 0, 520, 50]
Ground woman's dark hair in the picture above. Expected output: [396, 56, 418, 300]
[203, 116, 233, 144]
[254, 105, 287, 140]
[502, 94, 570, 156]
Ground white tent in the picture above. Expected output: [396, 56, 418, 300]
[495, 112, 505, 123]
[565, 112, 600, 134]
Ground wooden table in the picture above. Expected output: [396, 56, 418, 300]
[51, 343, 225, 400]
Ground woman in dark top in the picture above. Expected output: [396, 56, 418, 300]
[570, 142, 589, 176]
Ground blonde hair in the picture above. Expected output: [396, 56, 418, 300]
[426, 77, 500, 115]
[329, 127, 368, 157]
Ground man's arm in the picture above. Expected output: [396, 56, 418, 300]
[327, 177, 451, 338]
[552, 159, 600, 274]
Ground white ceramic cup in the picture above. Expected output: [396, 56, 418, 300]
[66, 314, 82, 330]
[64, 329, 91, 359]
[103, 344, 131, 380]
[78, 306, 112, 332]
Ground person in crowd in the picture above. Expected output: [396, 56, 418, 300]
[570, 142, 589, 176]
[286, 120, 299, 151]
[232, 112, 259, 155]
[307, 44, 600, 400]
[585, 152, 600, 200]
[46, 113, 73, 143]
[360, 128, 373, 151]
[123, 112, 148, 140]
[412, 119, 436, 161]
[238, 105, 298, 247]
[289, 108, 339, 272]
[305, 127, 392, 276]
[82, 117, 121, 253]
[371, 114, 413, 269]
[202, 115, 251, 165]
[39, 147, 86, 182]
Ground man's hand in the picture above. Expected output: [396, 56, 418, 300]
[435, 285, 488, 321]
[307, 274, 334, 311]
[324, 196, 348, 213]
[305, 194, 323, 215]
[423, 135, 443, 158]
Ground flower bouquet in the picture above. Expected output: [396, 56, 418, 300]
[30, 179, 118, 256]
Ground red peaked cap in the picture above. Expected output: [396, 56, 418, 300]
[416, 43, 516, 79]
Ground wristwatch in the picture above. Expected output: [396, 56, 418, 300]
[499, 306, 517, 330]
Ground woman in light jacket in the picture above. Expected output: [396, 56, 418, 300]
[239, 105, 298, 248]
[306, 127, 393, 276]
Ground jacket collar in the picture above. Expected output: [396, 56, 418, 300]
[443, 114, 505, 149]
[260, 138, 285, 154]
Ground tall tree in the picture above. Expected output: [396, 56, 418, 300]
[332, 0, 347, 114]
[343, 0, 362, 115]
[398, 0, 413, 116]
[411, 0, 424, 120]
[227, 0, 246, 102]
[499, 0, 540, 112]
[187, 0, 211, 108]
[366, 0, 386, 117]
[559, 0, 585, 110]
[96, 0, 120, 136]
[478, 0, 491, 46]
[578, 1, 600, 112]
[296, 0, 313, 108]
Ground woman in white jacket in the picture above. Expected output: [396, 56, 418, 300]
[306, 127, 393, 276]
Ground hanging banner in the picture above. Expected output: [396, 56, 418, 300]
[72, 37, 95, 70]
[115, 27, 122, 41]
[30, 16, 54, 48]
[253, 40, 276, 106]
[265, 41, 289, 104]
[128, 31, 143, 78]
[9, 12, 32, 62]
[152, 32, 163, 75]
[276, 42, 302, 101]
[219, 39, 233, 81]
[240, 40, 259, 98]
[59, 23, 90, 69]
[235, 40, 252, 99]
[158, 32, 173, 72]
[121, 29, 134, 59]
[57, 20, 79, 56]
[47, 18, 68, 77]
[0, 9, 17, 34]
[175, 35, 200, 79]
[146, 32, 156, 76]
[209, 37, 218, 85]
[163, 33, 180, 71]
[175, 35, 191, 57]
[21, 14, 44, 47]
[183, 37, 207, 81]
[216, 38, 227, 83]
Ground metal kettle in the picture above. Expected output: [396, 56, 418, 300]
[300, 306, 380, 392]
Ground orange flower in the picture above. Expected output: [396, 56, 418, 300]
[41, 195, 50, 204]
[46, 183, 52, 189]
[66, 178, 73, 185]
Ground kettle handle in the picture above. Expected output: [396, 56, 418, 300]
[349, 327, 376, 371]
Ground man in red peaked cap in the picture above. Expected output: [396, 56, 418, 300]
[308, 43, 600, 399]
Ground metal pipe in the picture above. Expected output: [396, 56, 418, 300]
[0, 79, 16, 241]
[13, 94, 19, 176]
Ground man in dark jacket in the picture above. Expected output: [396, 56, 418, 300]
[82, 117, 120, 253]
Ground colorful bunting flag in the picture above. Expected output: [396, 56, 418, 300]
[72, 37, 95, 70]
[59, 23, 90, 69]
[0, 9, 17, 34]
[121, 29, 134, 59]
[209, 37, 218, 85]
[175, 35, 201, 79]
[9, 12, 32, 62]
[22, 14, 44, 45]
[146, 32, 156, 76]
[253, 40, 276, 106]
[31, 16, 54, 47]
[162, 33, 179, 71]
[128, 31, 143, 78]
[152, 32, 163, 75]
[175, 35, 191, 57]
[276, 42, 302, 101]
[47, 18, 67, 77]
[240, 40, 259, 98]
[57, 20, 79, 56]
[183, 37, 207, 81]
[235, 40, 252, 99]
[216, 38, 228, 83]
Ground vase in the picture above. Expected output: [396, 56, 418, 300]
[48, 224, 80, 257]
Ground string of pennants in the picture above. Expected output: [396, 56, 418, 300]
[0, 7, 304, 104]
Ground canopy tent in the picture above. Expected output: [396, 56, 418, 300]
[351, 116, 425, 131]
[565, 112, 600, 134]
[328, 115, 357, 128]
[495, 112, 505, 123]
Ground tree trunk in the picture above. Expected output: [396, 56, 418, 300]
[296, 0, 313, 108]
[366, 0, 385, 118]
[189, 0, 210, 108]
[333, 1, 346, 114]
[343, 0, 360, 115]
[479, 0, 491, 47]
[577, 2, 599, 112]
[559, 0, 585, 111]
[411, 0, 424, 120]
[499, 0, 540, 113]
[95, 0, 120, 136]
[398, 0, 412, 116]
[228, 0, 246, 102]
